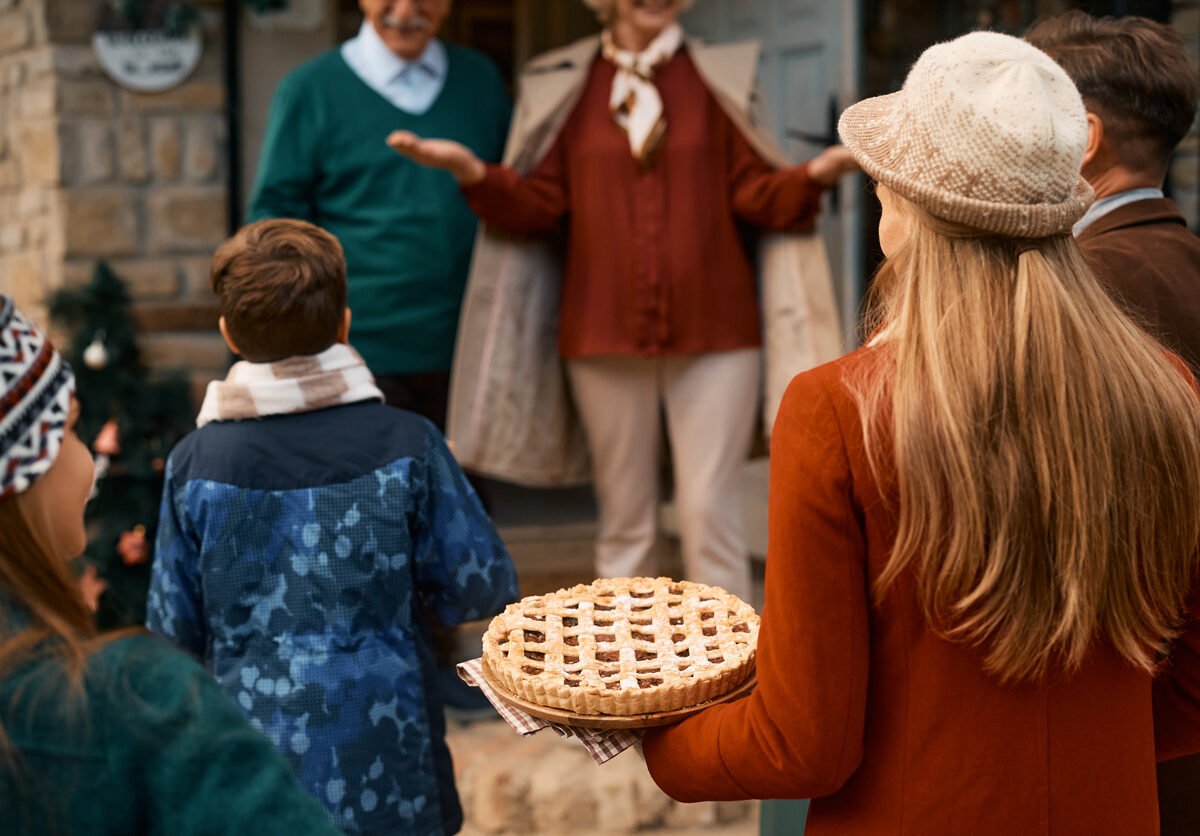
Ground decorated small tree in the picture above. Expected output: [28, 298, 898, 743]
[49, 263, 196, 629]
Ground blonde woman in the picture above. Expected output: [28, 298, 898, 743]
[389, 0, 858, 602]
[641, 32, 1200, 833]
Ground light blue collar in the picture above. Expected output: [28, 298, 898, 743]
[342, 21, 447, 114]
[1073, 187, 1163, 236]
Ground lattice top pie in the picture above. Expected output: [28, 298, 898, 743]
[482, 577, 760, 716]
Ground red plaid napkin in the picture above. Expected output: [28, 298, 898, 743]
[456, 658, 642, 765]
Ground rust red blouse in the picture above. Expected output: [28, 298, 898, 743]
[641, 345, 1200, 834]
[462, 48, 825, 359]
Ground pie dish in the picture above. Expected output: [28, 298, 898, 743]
[482, 576, 760, 716]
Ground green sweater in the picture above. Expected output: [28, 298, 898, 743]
[0, 634, 342, 836]
[248, 45, 511, 375]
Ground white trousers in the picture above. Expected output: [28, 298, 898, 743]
[565, 349, 760, 601]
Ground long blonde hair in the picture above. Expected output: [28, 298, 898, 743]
[857, 189, 1200, 682]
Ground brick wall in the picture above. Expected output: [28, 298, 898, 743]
[0, 0, 230, 406]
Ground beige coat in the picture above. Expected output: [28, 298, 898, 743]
[446, 35, 843, 486]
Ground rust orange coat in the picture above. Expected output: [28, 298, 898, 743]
[643, 345, 1200, 834]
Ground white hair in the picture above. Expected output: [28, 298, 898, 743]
[582, 0, 696, 25]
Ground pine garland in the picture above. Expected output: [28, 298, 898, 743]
[107, 0, 291, 35]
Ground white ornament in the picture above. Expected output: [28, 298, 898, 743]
[89, 454, 110, 500]
[83, 338, 108, 369]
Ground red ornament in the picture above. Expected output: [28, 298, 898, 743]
[93, 419, 120, 456]
[79, 564, 107, 612]
[118, 525, 149, 566]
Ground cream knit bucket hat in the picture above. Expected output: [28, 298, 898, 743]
[839, 31, 1093, 237]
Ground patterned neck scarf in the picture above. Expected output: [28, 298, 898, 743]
[601, 22, 684, 165]
[196, 343, 384, 428]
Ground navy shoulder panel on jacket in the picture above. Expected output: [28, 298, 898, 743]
[168, 401, 431, 490]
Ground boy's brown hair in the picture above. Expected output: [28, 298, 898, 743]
[210, 219, 347, 362]
[1026, 11, 1200, 178]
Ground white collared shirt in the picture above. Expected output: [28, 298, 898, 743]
[1073, 187, 1164, 236]
[341, 21, 448, 116]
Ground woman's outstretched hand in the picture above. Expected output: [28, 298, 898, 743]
[386, 131, 488, 186]
[807, 145, 860, 188]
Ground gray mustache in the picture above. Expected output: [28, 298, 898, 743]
[381, 14, 430, 32]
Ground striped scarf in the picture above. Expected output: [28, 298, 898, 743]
[196, 343, 383, 427]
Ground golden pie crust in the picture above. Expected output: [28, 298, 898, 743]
[482, 576, 760, 716]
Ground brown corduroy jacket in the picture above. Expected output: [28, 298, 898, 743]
[1077, 197, 1200, 379]
[1077, 196, 1200, 836]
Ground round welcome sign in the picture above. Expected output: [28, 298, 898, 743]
[93, 27, 202, 93]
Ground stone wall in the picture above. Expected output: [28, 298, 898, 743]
[0, 0, 229, 404]
[0, 0, 64, 324]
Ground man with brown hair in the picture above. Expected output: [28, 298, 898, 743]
[1027, 11, 1200, 377]
[1027, 13, 1200, 834]
[146, 219, 518, 836]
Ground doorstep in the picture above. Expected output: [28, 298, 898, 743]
[447, 716, 759, 835]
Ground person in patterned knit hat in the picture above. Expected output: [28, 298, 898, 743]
[0, 295, 344, 835]
[640, 31, 1200, 833]
[145, 218, 519, 836]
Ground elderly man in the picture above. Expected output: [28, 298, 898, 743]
[1027, 12, 1200, 836]
[249, 0, 511, 426]
[1027, 11, 1200, 377]
[247, 0, 511, 724]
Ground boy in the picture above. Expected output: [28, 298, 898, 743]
[146, 219, 518, 836]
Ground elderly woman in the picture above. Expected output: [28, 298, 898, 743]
[390, 0, 857, 601]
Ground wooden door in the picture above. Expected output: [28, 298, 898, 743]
[684, 0, 863, 347]
[513, 0, 600, 68]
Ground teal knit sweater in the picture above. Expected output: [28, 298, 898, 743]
[247, 45, 511, 375]
[0, 633, 342, 835]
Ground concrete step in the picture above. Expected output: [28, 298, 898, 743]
[448, 717, 759, 835]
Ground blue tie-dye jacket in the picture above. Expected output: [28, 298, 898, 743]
[146, 401, 518, 836]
